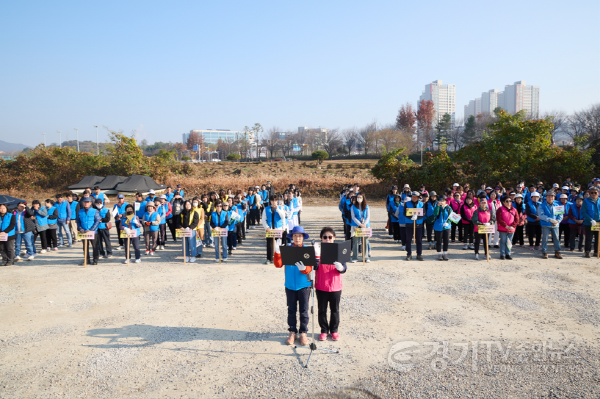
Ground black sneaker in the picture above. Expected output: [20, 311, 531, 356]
[500, 255, 505, 260]
[92, 260, 98, 265]
[584, 252, 591, 258]
[406, 255, 412, 261]
[494, 245, 500, 249]
[505, 255, 513, 260]
[417, 255, 424, 261]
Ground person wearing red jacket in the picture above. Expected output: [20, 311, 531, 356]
[314, 227, 347, 342]
[511, 194, 527, 247]
[460, 197, 477, 250]
[496, 196, 518, 260]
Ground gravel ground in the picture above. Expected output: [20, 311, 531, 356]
[0, 205, 599, 398]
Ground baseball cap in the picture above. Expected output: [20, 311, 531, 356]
[117, 194, 124, 199]
[403, 184, 410, 188]
[429, 191, 437, 196]
[453, 183, 459, 187]
[177, 184, 181, 188]
[82, 197, 93, 202]
[546, 191, 556, 197]
[391, 185, 398, 190]
[553, 183, 559, 188]
[94, 198, 103, 204]
[438, 195, 447, 201]
[562, 186, 569, 190]
[485, 187, 492, 190]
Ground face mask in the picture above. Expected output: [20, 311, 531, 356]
[97, 204, 103, 209]
[126, 210, 134, 215]
[278, 201, 283, 206]
[357, 198, 363, 203]
[193, 202, 198, 207]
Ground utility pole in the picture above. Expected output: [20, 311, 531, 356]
[42, 132, 46, 146]
[94, 125, 99, 155]
[74, 128, 79, 151]
[57, 130, 61, 148]
[419, 141, 424, 165]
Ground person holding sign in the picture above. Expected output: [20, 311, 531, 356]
[120, 204, 142, 264]
[432, 195, 452, 261]
[95, 198, 113, 259]
[581, 187, 600, 258]
[142, 202, 160, 255]
[113, 194, 129, 250]
[180, 200, 199, 263]
[538, 191, 563, 259]
[497, 196, 518, 260]
[273, 226, 314, 346]
[404, 191, 424, 261]
[350, 193, 371, 263]
[210, 201, 229, 263]
[262, 195, 286, 264]
[222, 201, 237, 256]
[76, 197, 101, 266]
[471, 198, 495, 260]
[0, 204, 16, 266]
[314, 227, 347, 341]
[192, 198, 204, 257]
[568, 195, 584, 252]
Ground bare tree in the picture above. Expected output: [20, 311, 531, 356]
[568, 103, 600, 145]
[342, 128, 358, 155]
[322, 128, 342, 155]
[447, 117, 464, 151]
[536, 110, 568, 144]
[262, 127, 282, 157]
[357, 122, 376, 155]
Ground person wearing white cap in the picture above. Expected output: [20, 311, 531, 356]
[401, 184, 411, 202]
[145, 189, 157, 203]
[525, 192, 542, 250]
[558, 193, 572, 249]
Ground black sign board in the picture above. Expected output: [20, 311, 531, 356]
[280, 245, 317, 267]
[320, 241, 351, 264]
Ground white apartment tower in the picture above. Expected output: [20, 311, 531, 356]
[463, 80, 540, 121]
[419, 80, 456, 125]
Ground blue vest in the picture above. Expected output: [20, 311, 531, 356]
[78, 208, 98, 230]
[583, 198, 600, 225]
[69, 201, 78, 220]
[165, 192, 174, 202]
[350, 205, 370, 227]
[425, 200, 438, 218]
[35, 208, 48, 226]
[433, 206, 452, 231]
[158, 204, 167, 225]
[265, 206, 284, 229]
[226, 210, 237, 231]
[145, 195, 157, 203]
[405, 201, 425, 225]
[211, 211, 228, 228]
[569, 204, 582, 225]
[177, 189, 184, 198]
[0, 213, 15, 237]
[47, 206, 58, 225]
[283, 244, 312, 291]
[98, 208, 110, 230]
[114, 202, 129, 218]
[526, 201, 539, 223]
[249, 194, 258, 210]
[92, 192, 105, 204]
[292, 197, 299, 215]
[260, 190, 269, 204]
[539, 201, 562, 227]
[389, 201, 401, 223]
[135, 201, 147, 219]
[144, 212, 160, 232]
[56, 201, 69, 220]
[122, 216, 142, 236]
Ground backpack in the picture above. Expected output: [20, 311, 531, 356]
[172, 200, 183, 216]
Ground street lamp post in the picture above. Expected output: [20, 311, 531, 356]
[94, 125, 99, 155]
[57, 130, 61, 148]
[419, 141, 424, 165]
[74, 128, 79, 152]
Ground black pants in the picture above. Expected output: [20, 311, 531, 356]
[426, 223, 434, 243]
[435, 229, 449, 252]
[451, 223, 463, 242]
[285, 287, 310, 334]
[344, 223, 351, 242]
[584, 226, 598, 253]
[298, 210, 301, 225]
[34, 231, 48, 251]
[527, 224, 542, 246]
[125, 236, 141, 260]
[569, 227, 583, 251]
[158, 224, 167, 246]
[249, 209, 259, 226]
[266, 238, 276, 261]
[474, 232, 488, 255]
[405, 226, 423, 256]
[97, 229, 112, 256]
[236, 223, 244, 244]
[399, 225, 407, 246]
[558, 224, 570, 248]
[512, 225, 524, 246]
[227, 231, 237, 252]
[463, 224, 474, 244]
[240, 219, 246, 239]
[0, 237, 16, 263]
[115, 219, 126, 246]
[390, 221, 400, 241]
[82, 236, 99, 261]
[316, 290, 341, 334]
[46, 228, 58, 249]
[167, 218, 177, 241]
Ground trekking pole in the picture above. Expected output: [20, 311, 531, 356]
[485, 232, 489, 262]
[597, 229, 599, 259]
[83, 238, 88, 268]
[183, 231, 187, 263]
[362, 235, 365, 265]
[219, 234, 222, 264]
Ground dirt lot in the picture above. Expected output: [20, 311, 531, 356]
[1, 205, 599, 398]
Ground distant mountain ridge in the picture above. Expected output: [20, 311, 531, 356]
[0, 140, 28, 152]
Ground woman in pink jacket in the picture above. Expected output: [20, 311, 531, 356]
[487, 191, 502, 248]
[496, 196, 518, 260]
[315, 227, 347, 342]
[449, 192, 463, 243]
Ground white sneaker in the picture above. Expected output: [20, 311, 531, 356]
[123, 259, 129, 264]
[463, 244, 468, 250]
[14, 256, 21, 260]
[27, 255, 35, 261]
[115, 246, 122, 250]
[161, 245, 165, 250]
[186, 257, 190, 262]
[264, 259, 270, 264]
[368, 252, 371, 257]
[223, 258, 228, 262]
[366, 259, 371, 263]
[214, 259, 219, 263]
[20, 250, 26, 255]
[475, 254, 479, 260]
[40, 250, 47, 254]
[401, 246, 406, 251]
[351, 259, 357, 263]
[134, 259, 141, 263]
[189, 257, 196, 263]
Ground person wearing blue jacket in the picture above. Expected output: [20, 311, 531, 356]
[350, 193, 371, 263]
[538, 191, 563, 259]
[424, 191, 438, 250]
[176, 184, 185, 199]
[0, 203, 16, 266]
[44, 199, 59, 251]
[557, 194, 572, 249]
[120, 203, 143, 263]
[92, 186, 106, 205]
[67, 194, 80, 245]
[261, 195, 286, 264]
[386, 186, 399, 240]
[404, 192, 425, 261]
[55, 194, 71, 247]
[76, 197, 101, 265]
[94, 198, 113, 259]
[433, 195, 452, 261]
[525, 192, 542, 250]
[581, 186, 600, 258]
[164, 186, 175, 203]
[113, 194, 129, 250]
[31, 200, 49, 253]
[222, 201, 238, 256]
[210, 201, 230, 262]
[388, 193, 402, 244]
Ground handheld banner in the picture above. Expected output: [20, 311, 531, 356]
[478, 225, 496, 234]
[77, 231, 96, 240]
[266, 229, 283, 238]
[0, 233, 7, 242]
[553, 205, 565, 215]
[405, 208, 423, 217]
[134, 202, 141, 211]
[448, 212, 461, 224]
[354, 228, 372, 238]
[591, 225, 600, 231]
[119, 230, 138, 239]
[176, 229, 194, 238]
[211, 228, 229, 237]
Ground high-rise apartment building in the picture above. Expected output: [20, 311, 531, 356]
[463, 80, 540, 120]
[419, 80, 456, 125]
[182, 129, 255, 145]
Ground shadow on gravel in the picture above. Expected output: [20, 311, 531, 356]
[85, 324, 292, 349]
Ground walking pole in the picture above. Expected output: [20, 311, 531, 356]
[183, 231, 187, 263]
[219, 234, 222, 264]
[596, 228, 599, 259]
[83, 238, 88, 268]
[485, 232, 489, 262]
[127, 236, 130, 265]
[413, 220, 416, 244]
[362, 234, 365, 265]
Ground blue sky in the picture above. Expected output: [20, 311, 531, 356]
[1, 0, 599, 146]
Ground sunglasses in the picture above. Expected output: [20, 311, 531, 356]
[322, 235, 334, 239]
[216, 205, 222, 207]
